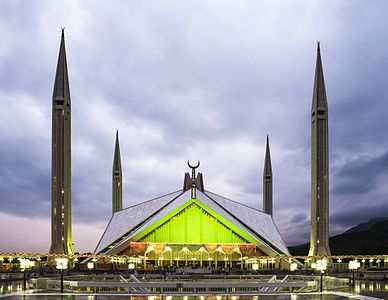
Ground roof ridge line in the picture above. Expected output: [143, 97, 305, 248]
[120, 190, 183, 212]
[98, 190, 188, 253]
[205, 190, 263, 213]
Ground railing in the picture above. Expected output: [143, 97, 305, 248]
[43, 278, 318, 294]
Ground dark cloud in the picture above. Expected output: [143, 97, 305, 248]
[291, 213, 308, 224]
[332, 150, 388, 195]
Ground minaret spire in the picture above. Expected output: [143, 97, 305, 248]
[49, 29, 74, 255]
[308, 43, 331, 257]
[112, 130, 123, 214]
[263, 135, 273, 216]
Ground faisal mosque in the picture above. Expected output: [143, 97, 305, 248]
[49, 29, 331, 270]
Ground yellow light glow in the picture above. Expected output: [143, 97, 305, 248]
[87, 262, 94, 269]
[128, 263, 135, 269]
[252, 263, 259, 270]
[145, 246, 155, 254]
[232, 247, 241, 254]
[162, 246, 172, 253]
[197, 246, 208, 253]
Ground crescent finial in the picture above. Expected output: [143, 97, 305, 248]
[188, 160, 200, 169]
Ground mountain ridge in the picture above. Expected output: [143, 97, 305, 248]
[289, 218, 388, 256]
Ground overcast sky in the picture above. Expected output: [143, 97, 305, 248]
[0, 1, 387, 253]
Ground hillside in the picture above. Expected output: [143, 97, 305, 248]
[289, 219, 388, 256]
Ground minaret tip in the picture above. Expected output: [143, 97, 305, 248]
[317, 41, 321, 52]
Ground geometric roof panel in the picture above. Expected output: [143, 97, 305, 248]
[95, 190, 183, 253]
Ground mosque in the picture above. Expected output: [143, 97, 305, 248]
[49, 30, 331, 270]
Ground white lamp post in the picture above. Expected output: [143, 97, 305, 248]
[316, 259, 327, 292]
[55, 258, 68, 293]
[348, 259, 360, 288]
[19, 258, 33, 290]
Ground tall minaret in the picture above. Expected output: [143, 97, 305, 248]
[49, 29, 74, 255]
[308, 43, 331, 257]
[112, 130, 122, 214]
[263, 135, 273, 216]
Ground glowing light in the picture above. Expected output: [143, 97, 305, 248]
[55, 258, 68, 270]
[316, 259, 327, 271]
[162, 246, 172, 253]
[145, 246, 155, 254]
[215, 246, 226, 255]
[128, 263, 135, 269]
[197, 246, 208, 253]
[232, 247, 241, 254]
[87, 262, 94, 269]
[349, 260, 360, 270]
[19, 258, 32, 271]
[290, 263, 298, 271]
[252, 263, 259, 270]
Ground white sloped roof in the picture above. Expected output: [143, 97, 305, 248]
[95, 188, 289, 256]
[95, 190, 183, 253]
[204, 190, 290, 255]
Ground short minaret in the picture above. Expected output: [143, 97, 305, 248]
[49, 29, 74, 255]
[308, 43, 331, 257]
[263, 135, 273, 216]
[112, 130, 122, 215]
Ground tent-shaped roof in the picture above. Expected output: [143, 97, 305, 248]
[95, 188, 290, 256]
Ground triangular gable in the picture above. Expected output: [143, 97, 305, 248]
[132, 199, 256, 245]
[95, 190, 183, 253]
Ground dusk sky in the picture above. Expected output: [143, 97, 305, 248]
[1, 1, 388, 253]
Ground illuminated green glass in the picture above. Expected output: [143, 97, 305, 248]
[134, 199, 259, 245]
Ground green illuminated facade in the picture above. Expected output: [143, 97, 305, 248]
[137, 200, 250, 244]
